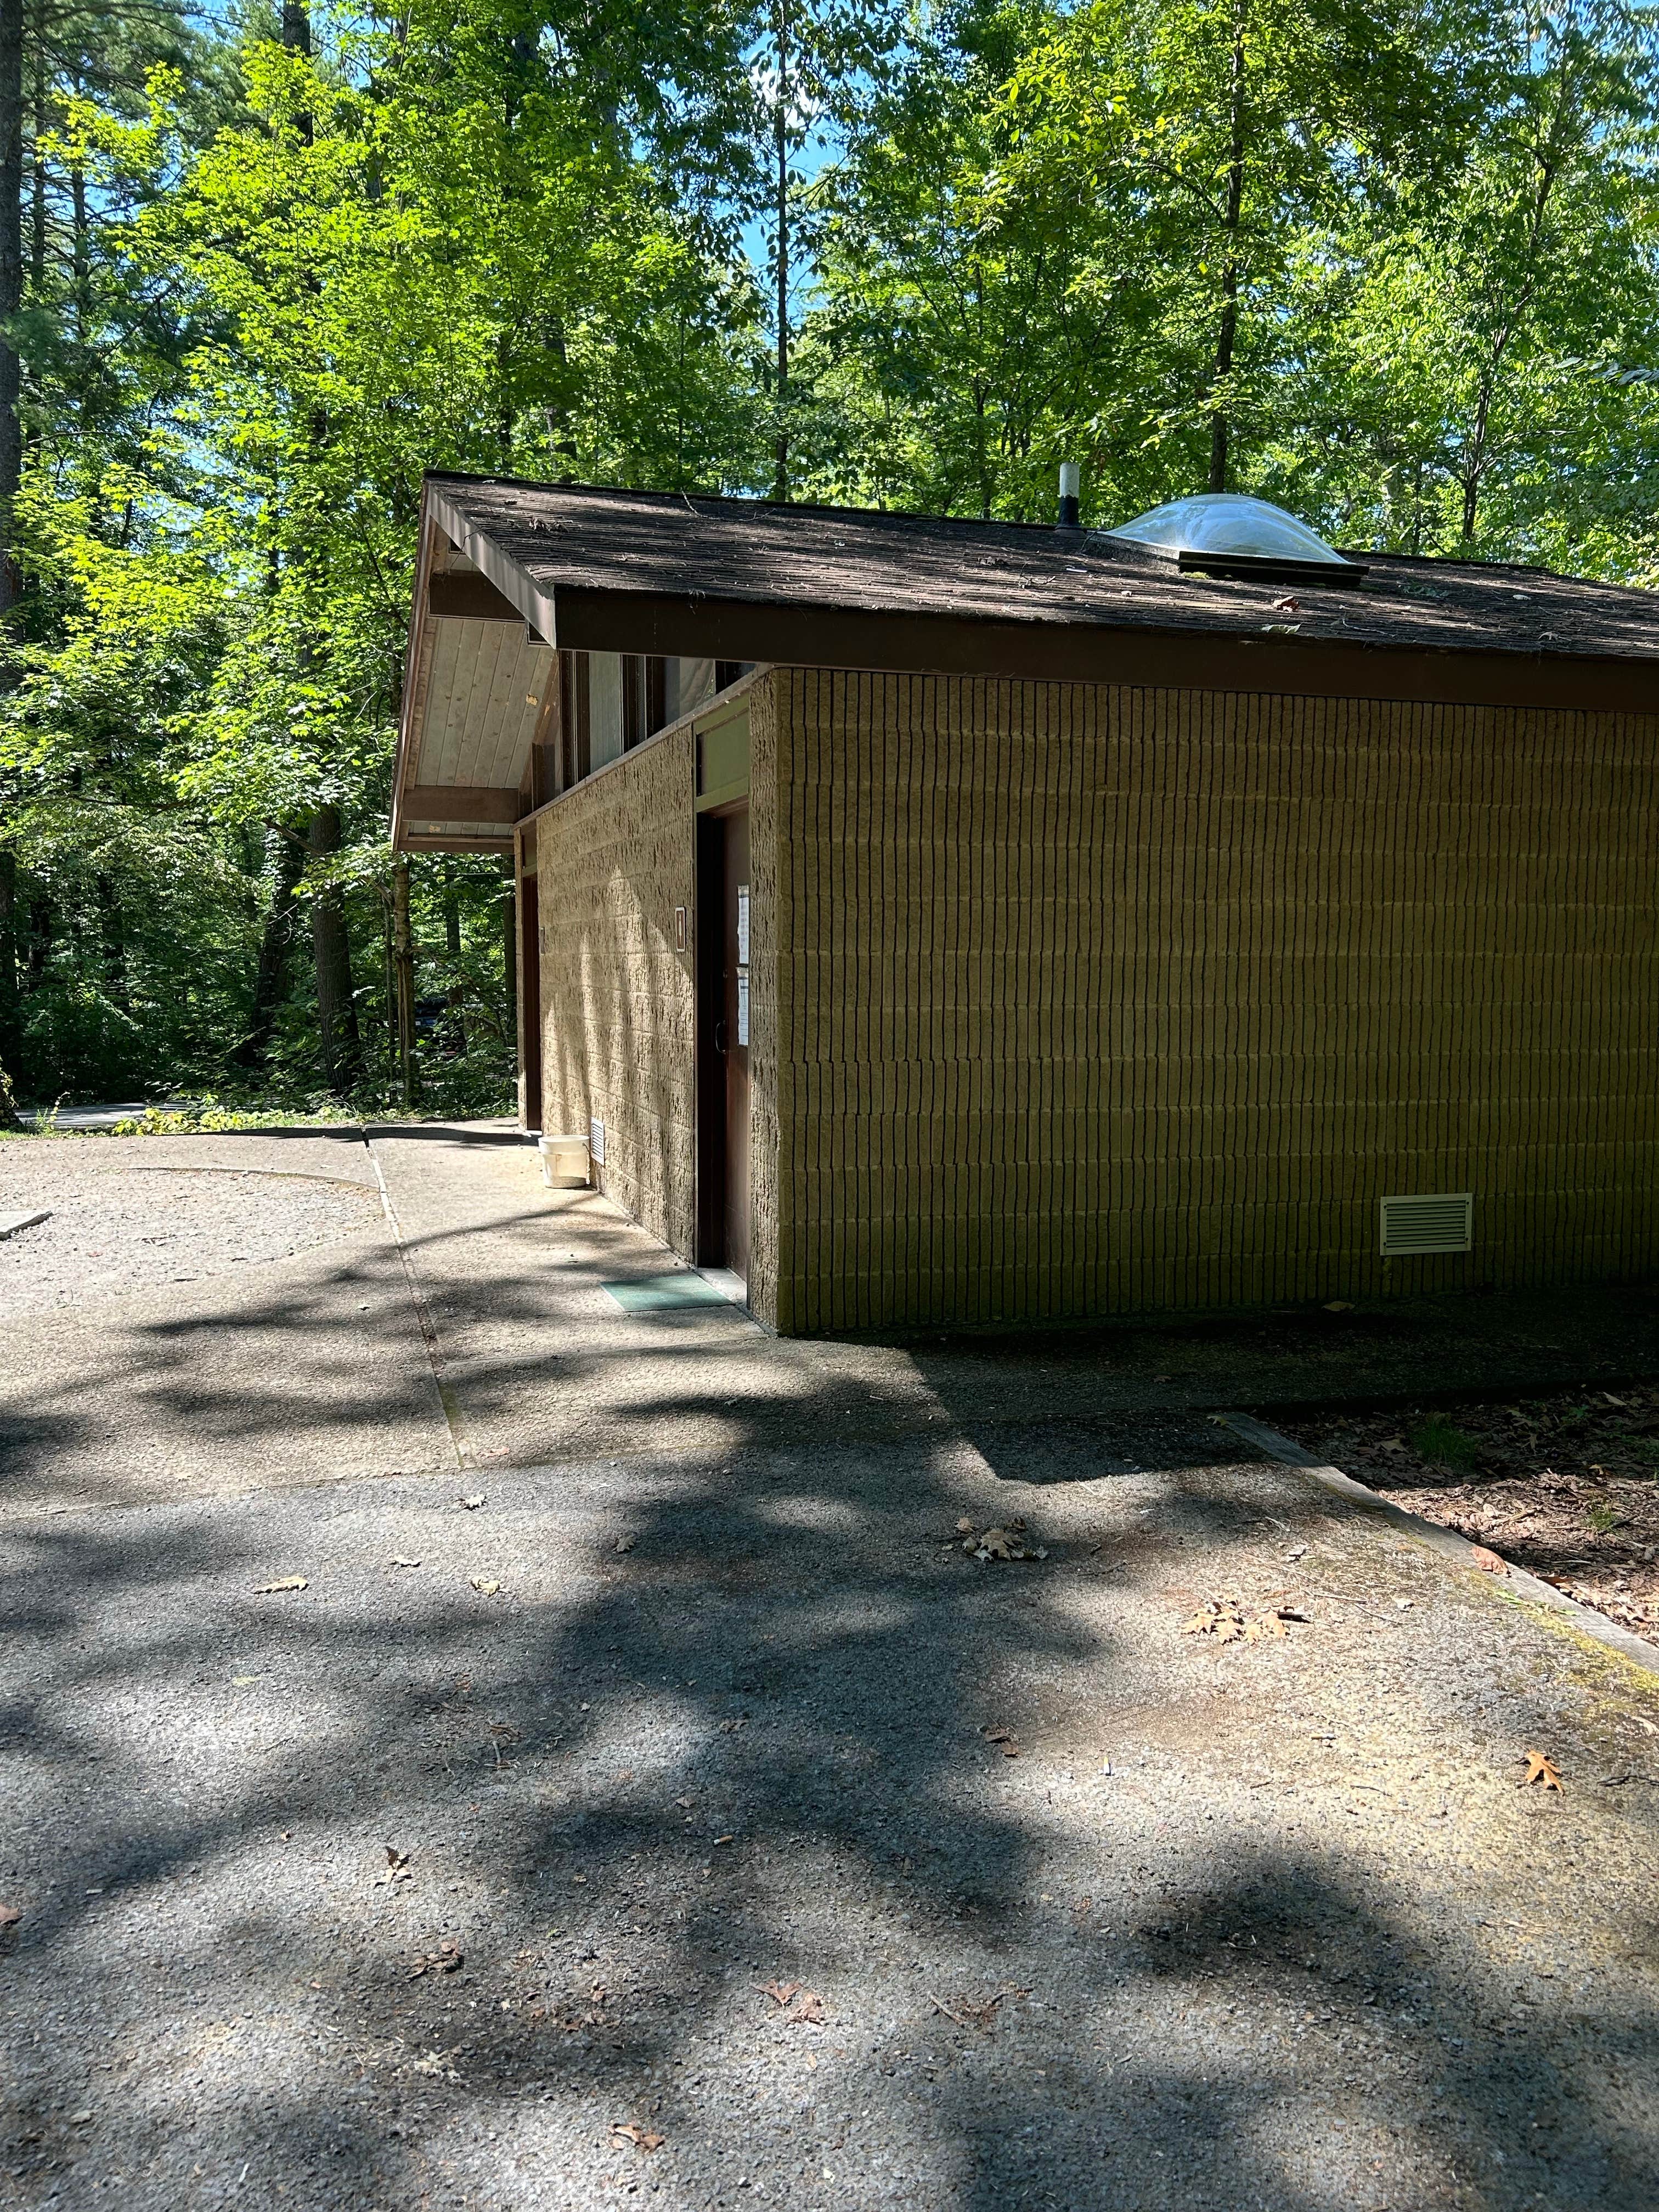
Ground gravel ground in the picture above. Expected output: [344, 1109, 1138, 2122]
[2, 1448, 1656, 2212]
[0, 1133, 447, 1510]
[0, 1155, 381, 1312]
[2, 1126, 1657, 2210]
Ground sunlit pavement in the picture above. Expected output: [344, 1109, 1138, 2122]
[1, 1126, 1656, 2209]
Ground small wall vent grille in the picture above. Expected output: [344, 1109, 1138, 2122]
[1379, 1192, 1472, 1256]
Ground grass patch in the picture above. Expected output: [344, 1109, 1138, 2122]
[1408, 1415, 1480, 1471]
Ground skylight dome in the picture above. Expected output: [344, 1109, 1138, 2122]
[1105, 493, 1368, 585]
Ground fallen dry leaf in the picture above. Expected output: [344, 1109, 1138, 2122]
[1523, 1751, 1566, 1793]
[375, 1846, 414, 1886]
[961, 1517, 1048, 1562]
[611, 2123, 665, 2153]
[1182, 1598, 1302, 1644]
[409, 1939, 464, 1978]
[1469, 1544, 1508, 1575]
[614, 1535, 635, 1554]
[789, 1989, 826, 2025]
[253, 1576, 308, 1594]
[388, 1556, 422, 1570]
[764, 1979, 802, 2008]
[458, 1495, 484, 1510]
[981, 1727, 1020, 1758]
[469, 1577, 501, 1596]
[1323, 1299, 1353, 1312]
[0, 1901, 19, 1928]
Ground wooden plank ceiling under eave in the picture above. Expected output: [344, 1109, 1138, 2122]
[397, 592, 552, 851]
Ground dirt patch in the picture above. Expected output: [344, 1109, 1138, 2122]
[1283, 1386, 1659, 1642]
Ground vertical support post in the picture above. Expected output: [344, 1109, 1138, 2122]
[392, 853, 417, 1106]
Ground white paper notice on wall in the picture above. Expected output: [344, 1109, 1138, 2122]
[736, 885, 750, 966]
[589, 1115, 606, 1166]
[736, 969, 749, 1047]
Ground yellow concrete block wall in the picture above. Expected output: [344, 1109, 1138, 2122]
[771, 667, 1659, 1332]
[534, 727, 697, 1257]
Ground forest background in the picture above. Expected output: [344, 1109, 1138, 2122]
[1, 0, 1656, 1119]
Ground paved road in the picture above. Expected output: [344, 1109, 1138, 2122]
[1, 1126, 1656, 2210]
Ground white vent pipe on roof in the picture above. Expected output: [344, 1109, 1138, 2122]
[1057, 461, 1081, 528]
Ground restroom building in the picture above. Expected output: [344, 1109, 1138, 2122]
[392, 473, 1659, 1334]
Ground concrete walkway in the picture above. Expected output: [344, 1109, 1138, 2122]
[1, 1126, 1656, 2210]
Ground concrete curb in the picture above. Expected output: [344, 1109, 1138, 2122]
[1215, 1409, 1659, 1683]
[0, 1210, 50, 1239]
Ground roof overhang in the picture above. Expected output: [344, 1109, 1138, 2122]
[391, 507, 555, 856]
[393, 475, 1659, 854]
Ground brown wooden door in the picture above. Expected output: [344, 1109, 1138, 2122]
[721, 809, 751, 1278]
[696, 805, 749, 1278]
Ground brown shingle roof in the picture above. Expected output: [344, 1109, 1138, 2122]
[428, 472, 1659, 668]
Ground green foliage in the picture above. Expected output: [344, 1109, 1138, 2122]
[1409, 1414, 1480, 1469]
[3, 0, 1658, 1114]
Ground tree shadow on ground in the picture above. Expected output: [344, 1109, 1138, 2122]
[2, 1434, 1654, 2211]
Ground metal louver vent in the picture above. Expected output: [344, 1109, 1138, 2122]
[1379, 1192, 1472, 1256]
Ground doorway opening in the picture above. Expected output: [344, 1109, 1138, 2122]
[696, 803, 749, 1280]
[517, 861, 541, 1132]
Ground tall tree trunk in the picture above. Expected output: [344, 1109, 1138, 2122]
[24, 891, 48, 986]
[1207, 10, 1246, 495]
[236, 823, 304, 1070]
[26, 0, 41, 300]
[94, 873, 127, 1007]
[0, 843, 19, 1122]
[308, 805, 361, 1092]
[0, 0, 25, 618]
[442, 857, 465, 1054]
[391, 854, 416, 1105]
[772, 0, 789, 502]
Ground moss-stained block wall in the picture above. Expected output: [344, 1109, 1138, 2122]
[535, 725, 697, 1256]
[770, 667, 1659, 1333]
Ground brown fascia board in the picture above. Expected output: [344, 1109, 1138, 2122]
[404, 783, 523, 824]
[404, 476, 1659, 766]
[425, 479, 556, 639]
[545, 585, 1659, 713]
[400, 831, 515, 854]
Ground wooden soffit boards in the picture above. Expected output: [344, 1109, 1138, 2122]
[394, 616, 552, 851]
[404, 783, 522, 823]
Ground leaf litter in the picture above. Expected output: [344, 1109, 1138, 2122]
[956, 1516, 1048, 1562]
[761, 1979, 825, 2025]
[1181, 1597, 1306, 1643]
[375, 1847, 414, 1886]
[408, 1940, 463, 1978]
[1523, 1751, 1566, 1793]
[611, 2122, 665, 2153]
